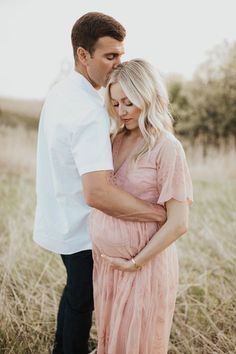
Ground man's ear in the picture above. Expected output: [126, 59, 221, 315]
[76, 47, 89, 65]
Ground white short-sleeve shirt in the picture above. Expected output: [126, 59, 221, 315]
[33, 71, 113, 254]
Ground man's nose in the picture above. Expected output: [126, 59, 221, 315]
[113, 56, 121, 69]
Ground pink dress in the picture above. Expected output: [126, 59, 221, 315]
[89, 131, 193, 354]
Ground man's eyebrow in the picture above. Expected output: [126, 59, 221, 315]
[104, 52, 120, 56]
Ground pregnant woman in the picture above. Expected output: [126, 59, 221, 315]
[89, 59, 193, 354]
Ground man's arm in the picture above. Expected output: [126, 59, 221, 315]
[81, 170, 166, 223]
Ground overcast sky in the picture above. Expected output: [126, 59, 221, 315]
[0, 0, 235, 99]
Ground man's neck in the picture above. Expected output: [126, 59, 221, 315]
[74, 65, 101, 90]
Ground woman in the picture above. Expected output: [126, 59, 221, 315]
[89, 59, 193, 354]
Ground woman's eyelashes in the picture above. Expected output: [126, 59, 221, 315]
[112, 100, 133, 107]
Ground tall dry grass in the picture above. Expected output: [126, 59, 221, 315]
[0, 123, 236, 353]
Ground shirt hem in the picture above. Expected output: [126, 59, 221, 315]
[33, 236, 92, 255]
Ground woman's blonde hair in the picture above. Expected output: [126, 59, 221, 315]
[105, 59, 173, 160]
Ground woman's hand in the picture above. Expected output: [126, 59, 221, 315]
[101, 254, 139, 272]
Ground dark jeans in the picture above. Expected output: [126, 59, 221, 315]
[52, 250, 94, 354]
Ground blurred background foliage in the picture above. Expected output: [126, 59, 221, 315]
[166, 41, 236, 155]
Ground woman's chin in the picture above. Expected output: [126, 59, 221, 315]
[124, 124, 135, 130]
[124, 125, 139, 133]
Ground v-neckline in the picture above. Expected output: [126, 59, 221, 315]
[113, 132, 144, 176]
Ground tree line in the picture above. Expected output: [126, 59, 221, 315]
[167, 41, 236, 154]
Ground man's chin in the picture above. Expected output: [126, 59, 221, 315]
[103, 79, 109, 88]
[104, 73, 112, 87]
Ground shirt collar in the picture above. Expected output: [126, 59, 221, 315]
[70, 70, 104, 103]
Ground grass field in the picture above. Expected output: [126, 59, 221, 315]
[0, 123, 235, 353]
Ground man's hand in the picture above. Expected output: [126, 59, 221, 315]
[155, 204, 167, 224]
[101, 254, 138, 272]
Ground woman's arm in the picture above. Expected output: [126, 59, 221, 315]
[101, 199, 189, 272]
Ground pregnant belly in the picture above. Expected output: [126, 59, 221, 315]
[89, 209, 159, 258]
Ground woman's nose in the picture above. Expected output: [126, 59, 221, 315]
[118, 105, 127, 117]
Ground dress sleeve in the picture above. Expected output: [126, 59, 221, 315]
[71, 106, 113, 176]
[156, 137, 193, 206]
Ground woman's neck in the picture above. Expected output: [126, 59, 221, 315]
[124, 128, 142, 140]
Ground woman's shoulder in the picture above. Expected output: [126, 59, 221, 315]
[156, 131, 183, 150]
[152, 131, 185, 162]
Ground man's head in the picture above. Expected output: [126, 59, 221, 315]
[71, 12, 126, 89]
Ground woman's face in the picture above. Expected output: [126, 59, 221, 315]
[110, 82, 141, 132]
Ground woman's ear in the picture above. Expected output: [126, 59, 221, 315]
[76, 47, 89, 66]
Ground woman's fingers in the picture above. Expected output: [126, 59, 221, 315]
[101, 254, 121, 266]
[101, 254, 137, 272]
[101, 254, 114, 263]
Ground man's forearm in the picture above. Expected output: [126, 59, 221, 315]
[89, 184, 166, 222]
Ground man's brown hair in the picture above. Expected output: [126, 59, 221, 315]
[71, 12, 126, 62]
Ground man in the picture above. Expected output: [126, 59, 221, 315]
[33, 12, 166, 354]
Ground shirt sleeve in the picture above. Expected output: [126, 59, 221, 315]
[71, 106, 113, 176]
[156, 137, 193, 206]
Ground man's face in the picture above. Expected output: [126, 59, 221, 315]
[85, 37, 125, 89]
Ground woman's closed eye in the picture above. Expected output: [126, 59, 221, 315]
[112, 101, 133, 107]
